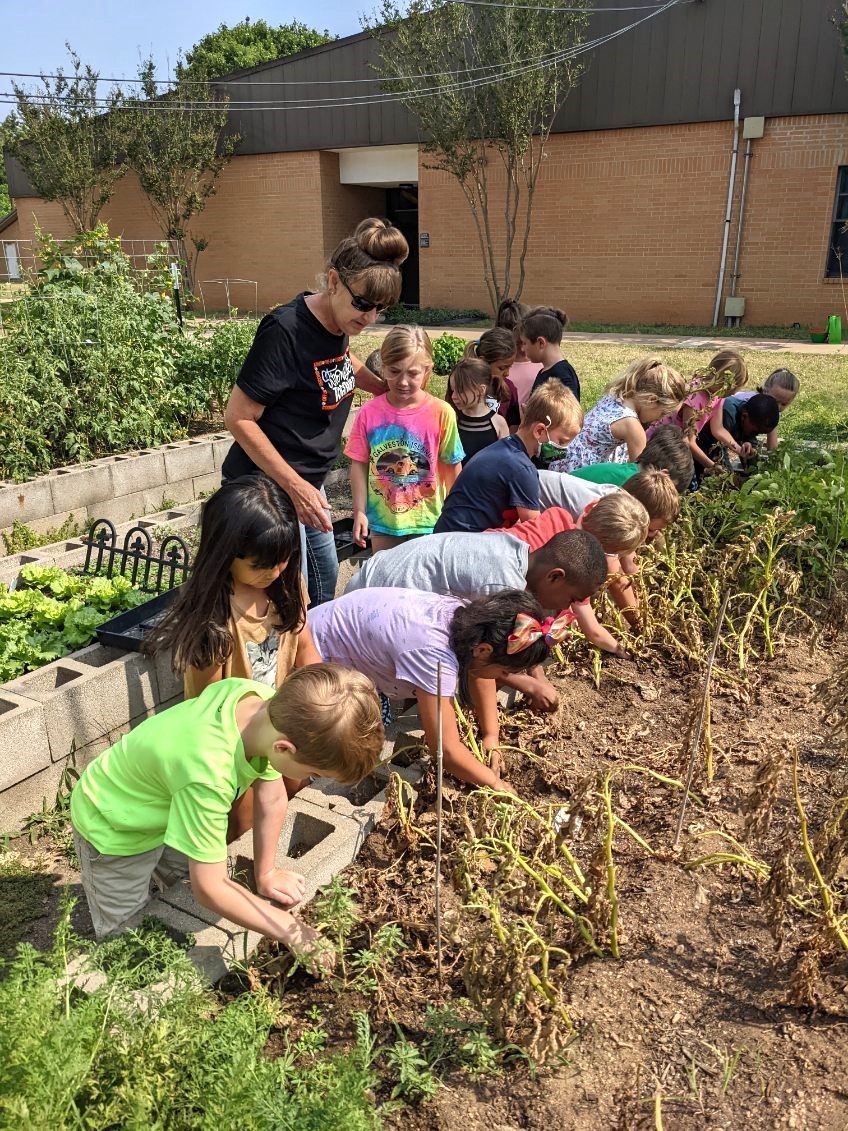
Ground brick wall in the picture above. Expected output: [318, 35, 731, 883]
[418, 114, 848, 326]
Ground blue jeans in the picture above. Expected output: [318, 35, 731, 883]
[299, 486, 338, 606]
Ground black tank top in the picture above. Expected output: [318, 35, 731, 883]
[457, 408, 498, 464]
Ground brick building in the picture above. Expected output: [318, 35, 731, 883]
[3, 0, 848, 326]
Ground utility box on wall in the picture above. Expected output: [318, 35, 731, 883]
[743, 117, 765, 139]
[724, 296, 746, 318]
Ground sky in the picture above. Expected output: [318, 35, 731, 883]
[1, 1, 365, 117]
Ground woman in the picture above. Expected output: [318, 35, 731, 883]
[222, 217, 408, 604]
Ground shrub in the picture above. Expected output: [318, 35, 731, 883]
[0, 227, 205, 481]
[193, 317, 259, 416]
[383, 303, 487, 326]
[431, 333, 467, 376]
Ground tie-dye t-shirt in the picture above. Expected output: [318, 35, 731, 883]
[345, 393, 464, 536]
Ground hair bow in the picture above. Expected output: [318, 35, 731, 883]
[507, 610, 576, 655]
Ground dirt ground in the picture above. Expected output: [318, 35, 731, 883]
[259, 626, 847, 1131]
[6, 615, 847, 1130]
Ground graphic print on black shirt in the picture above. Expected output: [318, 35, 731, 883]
[314, 354, 355, 410]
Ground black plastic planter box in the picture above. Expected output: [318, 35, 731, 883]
[96, 587, 179, 652]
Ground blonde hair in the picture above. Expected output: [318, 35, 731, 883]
[622, 468, 680, 524]
[380, 324, 433, 386]
[608, 356, 689, 414]
[761, 368, 799, 397]
[697, 348, 749, 398]
[326, 218, 409, 307]
[523, 379, 583, 432]
[268, 663, 384, 784]
[581, 492, 650, 554]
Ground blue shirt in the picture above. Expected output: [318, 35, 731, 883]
[433, 434, 539, 533]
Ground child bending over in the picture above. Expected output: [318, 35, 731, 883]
[565, 424, 695, 493]
[464, 328, 521, 427]
[733, 368, 799, 451]
[70, 665, 383, 965]
[555, 356, 688, 471]
[310, 588, 561, 792]
[495, 298, 542, 409]
[434, 380, 583, 534]
[448, 357, 509, 463]
[346, 324, 463, 552]
[697, 392, 779, 474]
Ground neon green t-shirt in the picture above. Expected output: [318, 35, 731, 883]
[70, 679, 280, 862]
[568, 461, 638, 486]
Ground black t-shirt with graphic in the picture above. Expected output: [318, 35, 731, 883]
[221, 293, 355, 487]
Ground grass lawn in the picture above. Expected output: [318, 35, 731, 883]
[350, 332, 848, 446]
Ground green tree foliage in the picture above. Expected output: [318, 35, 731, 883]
[4, 48, 127, 232]
[126, 61, 239, 289]
[0, 117, 14, 215]
[367, 0, 589, 310]
[177, 17, 335, 81]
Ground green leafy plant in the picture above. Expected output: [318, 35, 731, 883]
[2, 515, 85, 555]
[382, 304, 488, 326]
[431, 332, 467, 375]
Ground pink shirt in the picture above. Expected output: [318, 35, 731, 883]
[646, 387, 717, 439]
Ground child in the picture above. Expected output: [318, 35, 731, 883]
[646, 349, 748, 478]
[495, 298, 542, 409]
[345, 325, 464, 552]
[447, 357, 509, 464]
[520, 307, 580, 401]
[566, 424, 695, 493]
[310, 588, 566, 791]
[345, 528, 607, 712]
[464, 328, 521, 427]
[433, 380, 583, 534]
[732, 368, 799, 451]
[144, 474, 321, 838]
[70, 664, 384, 962]
[697, 392, 780, 470]
[554, 356, 688, 472]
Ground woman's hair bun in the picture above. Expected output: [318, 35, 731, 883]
[354, 217, 409, 266]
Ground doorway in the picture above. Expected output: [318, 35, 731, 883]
[385, 186, 419, 306]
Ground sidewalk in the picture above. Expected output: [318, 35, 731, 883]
[369, 325, 847, 355]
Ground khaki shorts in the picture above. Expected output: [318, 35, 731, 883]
[73, 829, 190, 940]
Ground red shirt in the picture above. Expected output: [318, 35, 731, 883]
[487, 507, 576, 550]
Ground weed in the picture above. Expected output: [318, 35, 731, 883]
[385, 1029, 440, 1102]
[350, 922, 407, 995]
[310, 875, 362, 976]
[21, 748, 79, 864]
[2, 515, 85, 555]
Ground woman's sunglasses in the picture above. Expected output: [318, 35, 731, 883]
[337, 273, 390, 314]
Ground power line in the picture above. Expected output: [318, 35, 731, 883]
[0, 0, 685, 113]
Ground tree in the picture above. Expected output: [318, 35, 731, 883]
[0, 117, 14, 215]
[177, 18, 335, 82]
[367, 0, 589, 309]
[5, 48, 127, 232]
[126, 61, 239, 291]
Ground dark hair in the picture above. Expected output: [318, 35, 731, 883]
[329, 217, 408, 307]
[364, 348, 383, 376]
[447, 357, 493, 409]
[462, 328, 515, 403]
[495, 298, 530, 336]
[145, 474, 304, 673]
[535, 530, 607, 592]
[449, 589, 549, 703]
[743, 393, 780, 433]
[520, 306, 567, 345]
[637, 425, 695, 493]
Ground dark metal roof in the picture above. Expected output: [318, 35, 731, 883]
[6, 0, 848, 196]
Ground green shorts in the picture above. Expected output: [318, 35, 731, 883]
[73, 829, 190, 940]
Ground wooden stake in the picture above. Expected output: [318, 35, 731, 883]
[435, 660, 445, 991]
[674, 590, 730, 848]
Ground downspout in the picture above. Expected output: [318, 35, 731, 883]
[727, 136, 753, 325]
[712, 88, 741, 327]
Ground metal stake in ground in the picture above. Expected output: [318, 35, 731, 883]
[435, 660, 445, 992]
[674, 591, 731, 848]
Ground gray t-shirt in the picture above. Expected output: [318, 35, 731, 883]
[344, 531, 529, 599]
[538, 470, 617, 515]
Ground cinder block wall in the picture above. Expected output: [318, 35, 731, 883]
[418, 113, 848, 326]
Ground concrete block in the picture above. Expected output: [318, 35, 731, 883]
[6, 646, 158, 760]
[49, 463, 113, 514]
[192, 472, 221, 500]
[275, 800, 367, 901]
[3, 506, 89, 540]
[152, 650, 184, 705]
[296, 773, 387, 838]
[157, 879, 262, 955]
[85, 490, 150, 526]
[163, 441, 215, 483]
[109, 450, 167, 497]
[0, 689, 50, 792]
[0, 476, 54, 528]
[0, 760, 68, 831]
[142, 481, 195, 512]
[211, 435, 232, 474]
[61, 955, 108, 995]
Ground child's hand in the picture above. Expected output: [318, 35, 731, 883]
[285, 919, 337, 978]
[256, 867, 306, 908]
[739, 441, 754, 459]
[480, 733, 500, 758]
[494, 778, 518, 797]
[524, 678, 559, 712]
[352, 511, 369, 548]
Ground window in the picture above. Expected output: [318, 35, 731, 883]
[826, 167, 848, 278]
